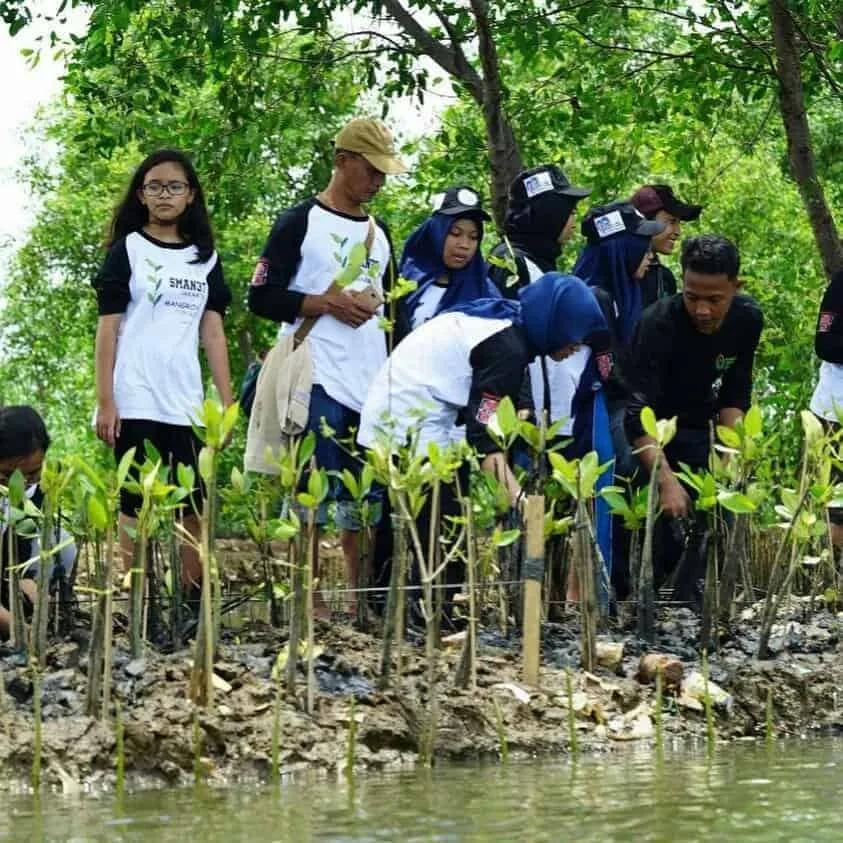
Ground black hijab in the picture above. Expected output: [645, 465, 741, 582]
[503, 191, 579, 271]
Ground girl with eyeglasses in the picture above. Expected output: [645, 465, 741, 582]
[92, 149, 232, 608]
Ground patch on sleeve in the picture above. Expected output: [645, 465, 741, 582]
[595, 351, 613, 381]
[819, 311, 835, 333]
[250, 258, 269, 287]
[476, 393, 500, 425]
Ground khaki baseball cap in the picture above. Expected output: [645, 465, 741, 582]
[334, 118, 408, 175]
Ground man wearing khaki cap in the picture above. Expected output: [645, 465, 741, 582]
[249, 117, 407, 617]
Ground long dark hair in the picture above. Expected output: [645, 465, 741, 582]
[108, 148, 215, 263]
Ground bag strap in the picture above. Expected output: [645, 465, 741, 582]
[294, 216, 377, 347]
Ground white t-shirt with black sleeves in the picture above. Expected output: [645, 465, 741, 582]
[93, 231, 231, 426]
[249, 198, 393, 414]
[358, 312, 529, 455]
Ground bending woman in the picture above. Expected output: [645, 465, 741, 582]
[359, 273, 607, 600]
[92, 148, 232, 599]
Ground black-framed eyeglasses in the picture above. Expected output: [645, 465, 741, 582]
[142, 180, 189, 197]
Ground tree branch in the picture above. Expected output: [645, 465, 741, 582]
[378, 0, 484, 102]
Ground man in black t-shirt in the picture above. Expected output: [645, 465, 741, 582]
[630, 184, 703, 308]
[623, 235, 763, 599]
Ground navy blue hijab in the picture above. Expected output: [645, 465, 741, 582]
[400, 213, 499, 328]
[444, 272, 607, 359]
[572, 232, 651, 346]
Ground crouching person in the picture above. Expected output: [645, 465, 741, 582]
[623, 235, 763, 605]
[0, 406, 76, 640]
[358, 273, 608, 618]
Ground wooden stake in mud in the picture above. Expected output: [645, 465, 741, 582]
[521, 494, 545, 686]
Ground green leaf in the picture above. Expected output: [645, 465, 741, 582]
[743, 405, 762, 438]
[177, 462, 196, 493]
[87, 494, 109, 531]
[493, 527, 521, 547]
[198, 446, 214, 482]
[117, 447, 136, 489]
[640, 406, 658, 439]
[717, 425, 741, 449]
[494, 395, 517, 438]
[7, 469, 25, 506]
[298, 431, 316, 469]
[717, 490, 756, 513]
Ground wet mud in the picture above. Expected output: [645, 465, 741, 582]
[2, 587, 843, 794]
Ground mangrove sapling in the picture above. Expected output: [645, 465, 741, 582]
[32, 667, 42, 790]
[547, 450, 613, 669]
[75, 450, 135, 718]
[711, 406, 764, 618]
[221, 469, 285, 626]
[379, 511, 407, 688]
[566, 668, 579, 756]
[493, 698, 508, 763]
[702, 649, 715, 757]
[122, 447, 191, 659]
[30, 456, 75, 668]
[337, 463, 378, 629]
[3, 470, 32, 650]
[635, 408, 677, 642]
[115, 699, 125, 796]
[363, 422, 426, 687]
[757, 412, 829, 657]
[345, 695, 358, 781]
[486, 398, 525, 628]
[188, 397, 239, 707]
[453, 471, 478, 691]
[654, 665, 664, 754]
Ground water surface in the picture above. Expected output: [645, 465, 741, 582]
[3, 739, 841, 841]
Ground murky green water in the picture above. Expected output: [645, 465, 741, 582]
[4, 740, 843, 841]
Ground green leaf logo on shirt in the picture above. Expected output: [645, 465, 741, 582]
[715, 354, 736, 372]
[145, 258, 164, 310]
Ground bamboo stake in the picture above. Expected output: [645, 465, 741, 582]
[521, 494, 545, 686]
[305, 501, 316, 716]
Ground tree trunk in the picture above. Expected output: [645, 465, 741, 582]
[382, 0, 524, 231]
[768, 0, 843, 278]
[469, 0, 524, 229]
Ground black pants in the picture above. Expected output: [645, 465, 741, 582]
[654, 428, 712, 601]
[612, 428, 712, 603]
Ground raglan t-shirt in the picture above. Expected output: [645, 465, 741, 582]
[512, 255, 604, 434]
[624, 293, 763, 440]
[93, 231, 231, 426]
[248, 198, 393, 413]
[358, 312, 529, 455]
[810, 272, 843, 422]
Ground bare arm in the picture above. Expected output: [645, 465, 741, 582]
[632, 434, 690, 518]
[718, 407, 743, 429]
[481, 452, 522, 508]
[95, 314, 122, 447]
[199, 310, 233, 407]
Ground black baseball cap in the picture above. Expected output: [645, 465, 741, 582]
[581, 202, 666, 244]
[630, 184, 703, 221]
[430, 185, 491, 221]
[508, 165, 591, 206]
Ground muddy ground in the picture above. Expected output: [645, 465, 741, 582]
[2, 571, 843, 795]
